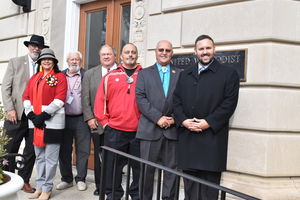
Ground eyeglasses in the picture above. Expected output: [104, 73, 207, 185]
[157, 48, 172, 53]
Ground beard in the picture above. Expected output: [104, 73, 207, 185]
[198, 54, 213, 65]
[68, 65, 81, 73]
[29, 52, 39, 60]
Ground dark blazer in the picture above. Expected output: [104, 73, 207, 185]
[136, 64, 182, 141]
[81, 65, 104, 135]
[173, 59, 240, 172]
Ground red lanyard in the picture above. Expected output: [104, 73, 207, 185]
[67, 75, 80, 95]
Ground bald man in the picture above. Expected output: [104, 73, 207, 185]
[136, 40, 182, 200]
[94, 43, 142, 200]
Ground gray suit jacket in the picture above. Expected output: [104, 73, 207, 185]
[1, 55, 30, 120]
[136, 64, 182, 141]
[82, 65, 104, 134]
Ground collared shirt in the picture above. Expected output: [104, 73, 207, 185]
[101, 63, 118, 77]
[156, 63, 170, 97]
[198, 59, 214, 75]
[28, 55, 37, 78]
[65, 69, 82, 115]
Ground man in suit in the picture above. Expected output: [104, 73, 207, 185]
[1, 34, 48, 193]
[56, 51, 91, 191]
[136, 40, 181, 200]
[173, 35, 240, 200]
[81, 44, 117, 196]
[94, 43, 142, 200]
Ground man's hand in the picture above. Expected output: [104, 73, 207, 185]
[7, 110, 17, 124]
[182, 118, 210, 132]
[157, 116, 175, 129]
[193, 118, 210, 131]
[87, 118, 98, 130]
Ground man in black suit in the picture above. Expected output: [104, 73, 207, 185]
[173, 35, 240, 200]
[136, 40, 181, 200]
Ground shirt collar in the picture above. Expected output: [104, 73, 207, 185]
[198, 59, 214, 71]
[28, 54, 35, 64]
[156, 63, 170, 72]
[66, 68, 81, 77]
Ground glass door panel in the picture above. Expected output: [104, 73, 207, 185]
[120, 5, 131, 50]
[85, 10, 107, 69]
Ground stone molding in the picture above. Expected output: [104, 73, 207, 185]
[130, 0, 147, 66]
[36, 0, 52, 46]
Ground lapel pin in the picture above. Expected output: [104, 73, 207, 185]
[172, 70, 176, 73]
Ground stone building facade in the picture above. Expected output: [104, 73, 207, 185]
[0, 0, 299, 199]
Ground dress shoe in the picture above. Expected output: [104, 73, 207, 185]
[56, 181, 73, 190]
[77, 181, 87, 191]
[93, 189, 99, 196]
[38, 191, 51, 200]
[28, 190, 42, 199]
[22, 183, 36, 193]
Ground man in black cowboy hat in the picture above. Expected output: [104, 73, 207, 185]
[1, 34, 49, 193]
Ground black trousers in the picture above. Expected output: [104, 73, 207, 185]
[92, 132, 104, 190]
[4, 113, 35, 183]
[103, 126, 140, 200]
[140, 137, 177, 200]
[59, 115, 91, 183]
[183, 170, 221, 200]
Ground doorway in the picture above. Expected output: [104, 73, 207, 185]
[78, 0, 131, 69]
[77, 0, 131, 169]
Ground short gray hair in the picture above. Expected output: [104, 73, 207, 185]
[99, 44, 117, 57]
[66, 51, 83, 61]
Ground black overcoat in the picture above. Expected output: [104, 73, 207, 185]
[173, 59, 240, 172]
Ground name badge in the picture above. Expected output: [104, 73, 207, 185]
[66, 95, 74, 104]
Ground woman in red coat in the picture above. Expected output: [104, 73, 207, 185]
[23, 48, 67, 200]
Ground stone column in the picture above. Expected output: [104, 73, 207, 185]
[130, 0, 148, 67]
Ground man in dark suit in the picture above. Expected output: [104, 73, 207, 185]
[136, 40, 181, 200]
[1, 34, 48, 193]
[81, 44, 117, 196]
[173, 35, 240, 200]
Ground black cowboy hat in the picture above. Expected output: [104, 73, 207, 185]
[24, 34, 49, 48]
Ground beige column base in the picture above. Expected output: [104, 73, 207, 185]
[221, 171, 300, 200]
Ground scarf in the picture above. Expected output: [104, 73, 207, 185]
[32, 69, 54, 147]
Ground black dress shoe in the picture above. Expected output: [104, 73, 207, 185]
[93, 189, 99, 196]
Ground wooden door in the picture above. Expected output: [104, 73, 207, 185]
[79, 0, 131, 69]
[78, 0, 131, 169]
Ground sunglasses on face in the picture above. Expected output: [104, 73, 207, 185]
[157, 48, 172, 53]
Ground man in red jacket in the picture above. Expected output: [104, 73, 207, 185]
[94, 43, 142, 200]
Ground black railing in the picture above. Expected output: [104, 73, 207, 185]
[99, 146, 260, 200]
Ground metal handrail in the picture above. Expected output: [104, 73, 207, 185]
[99, 145, 260, 200]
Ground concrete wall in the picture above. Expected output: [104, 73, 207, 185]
[0, 0, 37, 105]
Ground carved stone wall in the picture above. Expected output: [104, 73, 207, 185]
[36, 0, 52, 46]
[130, 0, 148, 66]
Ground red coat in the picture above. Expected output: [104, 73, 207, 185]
[23, 72, 67, 143]
[23, 72, 67, 105]
[94, 64, 142, 132]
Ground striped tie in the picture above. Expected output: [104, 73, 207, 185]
[198, 66, 206, 74]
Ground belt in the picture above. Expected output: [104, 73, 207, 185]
[66, 114, 83, 117]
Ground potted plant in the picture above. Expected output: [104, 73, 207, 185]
[0, 107, 24, 200]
